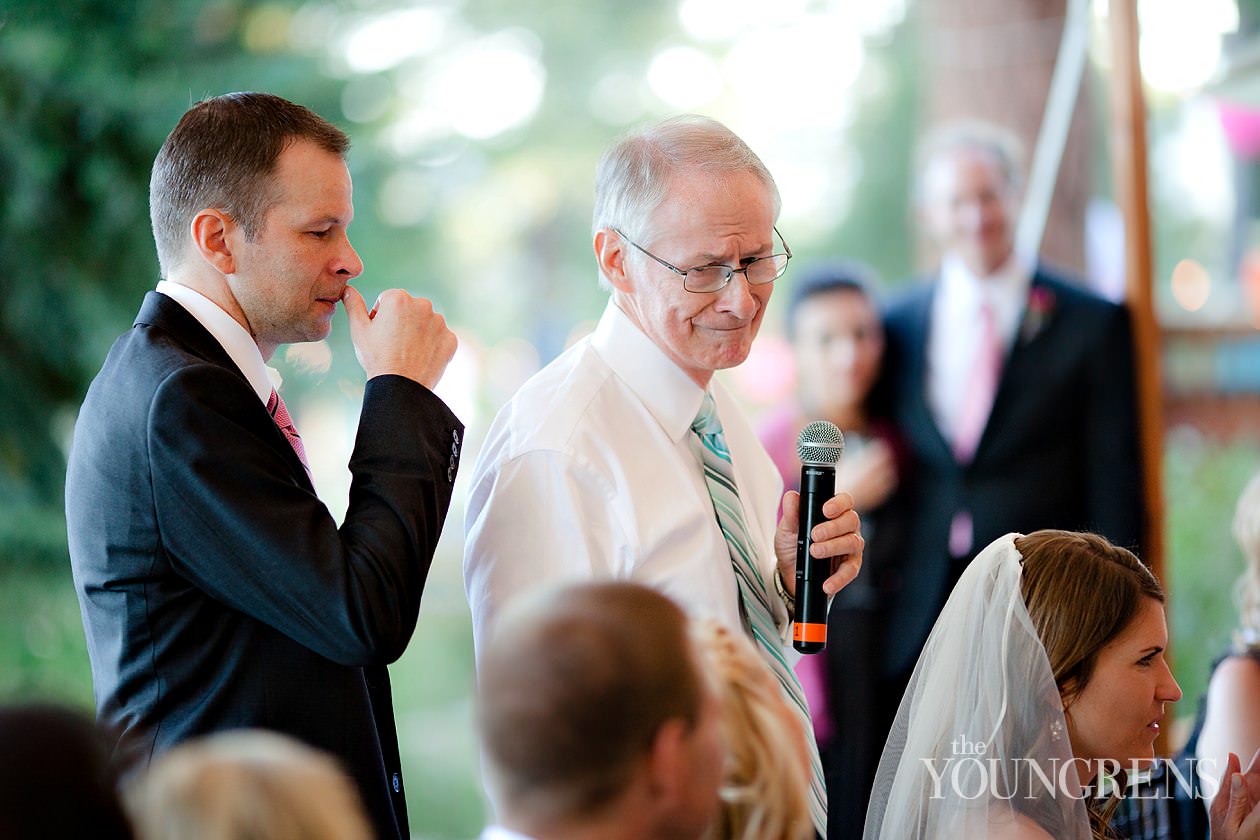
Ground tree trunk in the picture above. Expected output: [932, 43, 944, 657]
[916, 0, 1090, 275]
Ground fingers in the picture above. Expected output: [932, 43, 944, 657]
[773, 491, 802, 580]
[821, 491, 855, 519]
[344, 288, 458, 387]
[823, 534, 864, 595]
[341, 285, 369, 329]
[1238, 791, 1260, 840]
[808, 508, 861, 551]
[802, 493, 863, 595]
[1213, 753, 1245, 834]
[778, 491, 800, 531]
[1243, 748, 1260, 804]
[1232, 772, 1254, 835]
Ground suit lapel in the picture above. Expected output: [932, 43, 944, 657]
[138, 291, 315, 491]
[972, 269, 1058, 463]
[903, 284, 956, 464]
[137, 291, 239, 372]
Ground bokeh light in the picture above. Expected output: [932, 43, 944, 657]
[1171, 258, 1212, 312]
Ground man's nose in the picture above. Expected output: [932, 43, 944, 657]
[715, 271, 760, 318]
[336, 234, 363, 278]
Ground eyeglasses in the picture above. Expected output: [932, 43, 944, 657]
[612, 227, 793, 294]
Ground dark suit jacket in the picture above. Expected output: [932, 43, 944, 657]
[879, 266, 1145, 677]
[66, 291, 462, 840]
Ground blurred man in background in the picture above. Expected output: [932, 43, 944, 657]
[878, 118, 1144, 711]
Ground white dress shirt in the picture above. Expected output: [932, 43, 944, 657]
[155, 280, 276, 405]
[478, 827, 535, 840]
[925, 252, 1031, 446]
[463, 301, 790, 660]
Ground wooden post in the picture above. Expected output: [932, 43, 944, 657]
[1109, 0, 1169, 745]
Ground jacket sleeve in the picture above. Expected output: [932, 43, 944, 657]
[149, 366, 462, 666]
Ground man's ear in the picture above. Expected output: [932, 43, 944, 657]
[643, 718, 689, 803]
[594, 228, 633, 293]
[190, 209, 237, 276]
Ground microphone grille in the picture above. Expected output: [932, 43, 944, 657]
[797, 420, 844, 466]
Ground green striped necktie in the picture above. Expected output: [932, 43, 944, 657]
[691, 390, 827, 836]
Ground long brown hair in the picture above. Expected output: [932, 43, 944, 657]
[1015, 530, 1164, 840]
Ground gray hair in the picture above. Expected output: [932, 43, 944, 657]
[912, 118, 1025, 207]
[591, 114, 780, 243]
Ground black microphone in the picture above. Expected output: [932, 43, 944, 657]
[793, 420, 844, 653]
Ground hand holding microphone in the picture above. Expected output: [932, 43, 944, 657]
[771, 420, 865, 653]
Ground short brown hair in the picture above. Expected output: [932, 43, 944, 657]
[477, 582, 704, 824]
[148, 92, 349, 277]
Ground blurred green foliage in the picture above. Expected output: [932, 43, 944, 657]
[1164, 433, 1260, 722]
[0, 0, 341, 565]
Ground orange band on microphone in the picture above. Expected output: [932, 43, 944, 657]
[793, 622, 827, 643]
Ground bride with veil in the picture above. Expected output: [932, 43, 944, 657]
[864, 530, 1260, 840]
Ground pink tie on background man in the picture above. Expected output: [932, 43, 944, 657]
[267, 389, 312, 478]
[949, 300, 1002, 557]
[952, 300, 1002, 463]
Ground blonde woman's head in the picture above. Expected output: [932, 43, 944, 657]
[691, 618, 812, 840]
[126, 730, 372, 840]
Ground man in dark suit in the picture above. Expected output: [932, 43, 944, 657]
[879, 119, 1145, 689]
[65, 92, 461, 840]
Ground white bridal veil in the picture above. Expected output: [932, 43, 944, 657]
[864, 533, 1091, 839]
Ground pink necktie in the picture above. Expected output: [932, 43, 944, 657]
[952, 301, 1001, 463]
[949, 301, 1002, 558]
[267, 389, 312, 477]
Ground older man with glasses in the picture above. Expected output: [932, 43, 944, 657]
[463, 115, 864, 838]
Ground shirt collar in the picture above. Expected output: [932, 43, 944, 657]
[155, 280, 278, 404]
[939, 251, 1031, 303]
[590, 300, 707, 444]
[480, 827, 535, 840]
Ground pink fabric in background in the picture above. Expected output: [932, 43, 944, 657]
[1218, 99, 1260, 161]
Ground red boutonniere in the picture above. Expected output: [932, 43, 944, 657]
[1020, 285, 1056, 342]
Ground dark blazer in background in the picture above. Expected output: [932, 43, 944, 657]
[879, 265, 1145, 678]
[66, 291, 462, 840]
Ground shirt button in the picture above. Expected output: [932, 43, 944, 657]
[392, 772, 401, 793]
